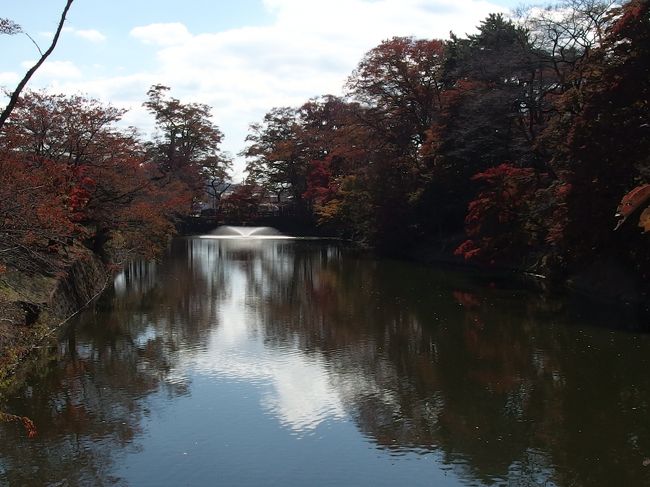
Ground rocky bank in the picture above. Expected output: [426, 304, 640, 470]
[0, 248, 109, 384]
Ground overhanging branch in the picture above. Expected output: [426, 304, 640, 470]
[0, 0, 74, 132]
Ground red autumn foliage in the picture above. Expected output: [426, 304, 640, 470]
[0, 154, 82, 273]
[0, 89, 217, 274]
[221, 184, 261, 222]
[455, 164, 540, 262]
[236, 2, 648, 290]
[303, 159, 337, 206]
[615, 184, 650, 233]
[452, 290, 481, 308]
[615, 184, 650, 221]
[0, 411, 37, 439]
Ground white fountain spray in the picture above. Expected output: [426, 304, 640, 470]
[200, 226, 294, 240]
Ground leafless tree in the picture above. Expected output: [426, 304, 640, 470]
[0, 0, 74, 131]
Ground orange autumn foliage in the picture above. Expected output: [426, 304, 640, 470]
[615, 184, 650, 232]
[0, 411, 37, 439]
[0, 90, 209, 274]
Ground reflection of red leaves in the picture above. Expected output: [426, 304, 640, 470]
[616, 184, 650, 218]
[0, 412, 38, 439]
[453, 290, 480, 308]
[454, 240, 481, 260]
[556, 183, 572, 198]
[469, 369, 521, 393]
[615, 184, 650, 231]
[22, 417, 38, 438]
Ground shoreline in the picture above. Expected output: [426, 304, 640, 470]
[2, 229, 647, 385]
[399, 240, 649, 324]
[0, 249, 110, 387]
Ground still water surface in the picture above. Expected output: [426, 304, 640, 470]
[1, 236, 650, 486]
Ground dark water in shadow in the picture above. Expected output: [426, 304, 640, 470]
[1, 237, 650, 486]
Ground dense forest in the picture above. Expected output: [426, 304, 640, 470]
[242, 0, 649, 297]
[0, 0, 648, 310]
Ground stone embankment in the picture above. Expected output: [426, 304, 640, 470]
[0, 249, 109, 384]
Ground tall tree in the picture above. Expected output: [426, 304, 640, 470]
[243, 106, 308, 211]
[347, 36, 446, 152]
[441, 15, 536, 170]
[522, 0, 616, 93]
[556, 0, 650, 270]
[0, 90, 191, 272]
[345, 37, 447, 247]
[143, 85, 230, 210]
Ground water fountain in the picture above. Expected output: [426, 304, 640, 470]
[200, 225, 295, 240]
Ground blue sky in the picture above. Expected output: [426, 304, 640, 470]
[1, 0, 534, 178]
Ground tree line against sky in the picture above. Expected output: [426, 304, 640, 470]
[242, 0, 649, 286]
[0, 0, 648, 291]
[0, 85, 229, 275]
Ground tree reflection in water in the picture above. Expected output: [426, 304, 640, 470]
[1, 237, 650, 486]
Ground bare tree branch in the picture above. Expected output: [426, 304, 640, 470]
[0, 0, 74, 132]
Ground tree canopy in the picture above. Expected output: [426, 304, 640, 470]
[240, 0, 648, 290]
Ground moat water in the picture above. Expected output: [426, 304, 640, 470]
[1, 236, 649, 486]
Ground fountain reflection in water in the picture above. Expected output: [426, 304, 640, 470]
[200, 225, 295, 240]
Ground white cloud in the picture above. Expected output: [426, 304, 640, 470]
[166, 254, 347, 433]
[62, 26, 107, 42]
[130, 23, 192, 46]
[21, 60, 82, 79]
[127, 0, 504, 178]
[0, 71, 20, 86]
[74, 29, 107, 43]
[10, 0, 508, 180]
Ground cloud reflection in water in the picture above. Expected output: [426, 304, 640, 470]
[166, 240, 347, 434]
